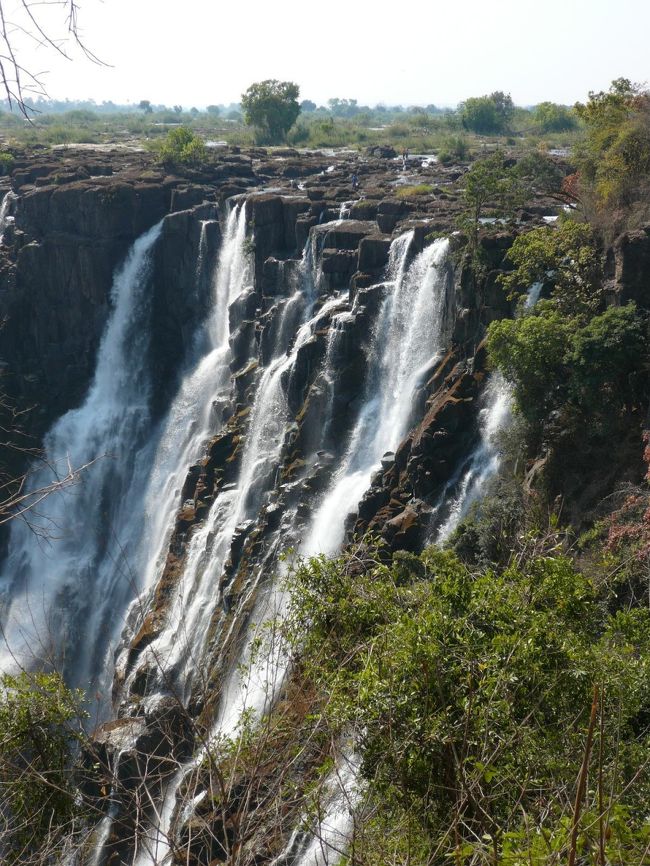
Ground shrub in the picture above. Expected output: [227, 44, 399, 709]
[283, 543, 650, 865]
[0, 151, 14, 175]
[0, 672, 88, 861]
[499, 220, 603, 317]
[158, 126, 207, 168]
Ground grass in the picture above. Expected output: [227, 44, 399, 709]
[396, 183, 435, 199]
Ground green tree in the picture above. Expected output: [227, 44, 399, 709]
[241, 79, 301, 144]
[284, 543, 650, 865]
[158, 126, 207, 168]
[499, 220, 603, 317]
[461, 91, 514, 133]
[574, 78, 650, 215]
[568, 303, 647, 411]
[138, 99, 153, 114]
[488, 301, 647, 440]
[487, 308, 571, 428]
[533, 101, 577, 132]
[0, 672, 88, 861]
[460, 151, 525, 251]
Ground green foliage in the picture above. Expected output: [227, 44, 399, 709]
[459, 152, 526, 262]
[158, 126, 207, 168]
[574, 78, 650, 219]
[285, 543, 650, 865]
[487, 302, 648, 443]
[487, 307, 571, 428]
[241, 79, 301, 144]
[0, 151, 14, 175]
[512, 149, 564, 194]
[461, 91, 514, 134]
[568, 303, 646, 409]
[0, 672, 87, 861]
[499, 221, 603, 316]
[533, 101, 578, 133]
[396, 183, 434, 199]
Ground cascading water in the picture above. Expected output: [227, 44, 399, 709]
[435, 373, 513, 544]
[85, 202, 253, 866]
[0, 189, 16, 241]
[113, 203, 251, 688]
[304, 234, 453, 556]
[0, 221, 165, 689]
[433, 279, 543, 543]
[126, 227, 350, 866]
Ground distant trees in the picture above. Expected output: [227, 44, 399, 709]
[533, 101, 577, 132]
[328, 97, 361, 117]
[461, 91, 514, 133]
[138, 99, 153, 114]
[300, 99, 317, 113]
[241, 79, 301, 144]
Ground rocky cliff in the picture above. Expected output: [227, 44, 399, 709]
[5, 142, 647, 865]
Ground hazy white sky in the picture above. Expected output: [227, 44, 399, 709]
[12, 0, 650, 108]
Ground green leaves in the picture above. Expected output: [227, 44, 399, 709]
[158, 126, 207, 168]
[487, 296, 647, 447]
[285, 543, 650, 864]
[241, 79, 301, 144]
[499, 221, 603, 317]
[0, 672, 87, 861]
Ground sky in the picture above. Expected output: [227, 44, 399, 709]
[8, 0, 650, 108]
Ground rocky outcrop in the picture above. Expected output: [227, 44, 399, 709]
[606, 224, 650, 309]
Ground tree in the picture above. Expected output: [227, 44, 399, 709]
[0, 672, 88, 862]
[0, 1, 101, 117]
[138, 99, 153, 114]
[300, 99, 317, 113]
[460, 151, 525, 250]
[499, 220, 603, 317]
[241, 79, 301, 144]
[206, 104, 221, 116]
[574, 78, 650, 216]
[158, 126, 207, 168]
[461, 91, 514, 133]
[534, 101, 577, 132]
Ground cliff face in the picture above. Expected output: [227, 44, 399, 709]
[8, 143, 641, 864]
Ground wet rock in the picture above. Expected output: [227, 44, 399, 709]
[358, 235, 392, 271]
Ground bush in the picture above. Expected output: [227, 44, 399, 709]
[499, 220, 603, 317]
[0, 151, 14, 175]
[0, 672, 88, 861]
[158, 126, 207, 168]
[487, 301, 648, 443]
[283, 543, 650, 865]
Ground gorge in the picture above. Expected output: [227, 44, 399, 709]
[0, 138, 648, 866]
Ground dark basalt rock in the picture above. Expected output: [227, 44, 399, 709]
[607, 225, 650, 309]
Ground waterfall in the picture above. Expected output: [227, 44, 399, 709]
[434, 279, 542, 543]
[113, 203, 251, 686]
[124, 226, 355, 866]
[0, 189, 16, 241]
[0, 221, 165, 688]
[304, 235, 453, 556]
[435, 374, 513, 544]
[84, 202, 253, 866]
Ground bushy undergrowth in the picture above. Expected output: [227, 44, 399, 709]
[271, 536, 650, 865]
